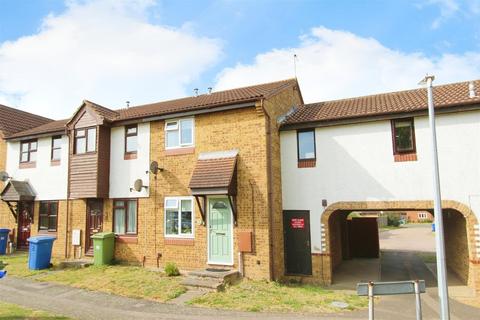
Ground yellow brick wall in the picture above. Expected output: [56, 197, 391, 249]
[29, 200, 68, 258]
[132, 107, 272, 279]
[0, 136, 17, 245]
[262, 84, 303, 280]
[61, 106, 275, 279]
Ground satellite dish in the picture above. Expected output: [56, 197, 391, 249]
[0, 171, 11, 182]
[133, 179, 144, 192]
[150, 161, 159, 174]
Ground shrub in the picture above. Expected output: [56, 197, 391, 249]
[164, 262, 180, 277]
[387, 216, 401, 227]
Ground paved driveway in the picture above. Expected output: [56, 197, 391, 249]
[380, 223, 435, 252]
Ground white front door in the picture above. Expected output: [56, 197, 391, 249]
[208, 197, 233, 265]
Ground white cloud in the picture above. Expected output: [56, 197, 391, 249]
[0, 0, 222, 118]
[428, 0, 460, 29]
[215, 27, 480, 104]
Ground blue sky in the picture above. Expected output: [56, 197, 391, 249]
[0, 0, 479, 118]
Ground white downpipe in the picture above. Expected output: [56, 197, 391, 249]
[238, 252, 244, 277]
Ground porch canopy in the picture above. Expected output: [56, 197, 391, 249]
[0, 180, 36, 221]
[189, 150, 238, 225]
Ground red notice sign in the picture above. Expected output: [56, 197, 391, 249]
[290, 218, 305, 229]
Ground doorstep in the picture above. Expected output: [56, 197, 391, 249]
[181, 268, 240, 291]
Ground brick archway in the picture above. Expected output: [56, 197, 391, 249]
[319, 200, 480, 294]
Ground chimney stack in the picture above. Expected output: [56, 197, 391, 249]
[126, 101, 130, 108]
[207, 87, 212, 94]
[194, 88, 199, 97]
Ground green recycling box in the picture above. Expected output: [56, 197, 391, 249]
[91, 232, 115, 266]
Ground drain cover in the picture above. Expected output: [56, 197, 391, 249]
[331, 301, 349, 309]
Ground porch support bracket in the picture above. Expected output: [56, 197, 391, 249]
[194, 195, 206, 225]
[228, 195, 237, 226]
[2, 200, 18, 222]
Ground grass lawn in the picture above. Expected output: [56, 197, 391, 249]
[189, 280, 368, 313]
[1, 253, 186, 302]
[2, 254, 367, 314]
[0, 301, 71, 319]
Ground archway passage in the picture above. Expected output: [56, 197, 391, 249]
[321, 201, 480, 296]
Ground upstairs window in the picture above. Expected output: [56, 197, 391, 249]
[39, 201, 58, 232]
[392, 118, 416, 154]
[75, 127, 96, 154]
[297, 129, 316, 160]
[125, 125, 138, 154]
[165, 118, 194, 149]
[20, 139, 37, 163]
[165, 197, 193, 237]
[51, 136, 62, 161]
[113, 199, 137, 235]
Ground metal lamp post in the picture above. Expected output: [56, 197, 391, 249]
[419, 75, 450, 320]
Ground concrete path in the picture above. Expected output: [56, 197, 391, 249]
[330, 250, 479, 319]
[380, 223, 435, 252]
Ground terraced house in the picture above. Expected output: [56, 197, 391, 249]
[280, 79, 480, 295]
[0, 79, 303, 280]
[0, 104, 53, 249]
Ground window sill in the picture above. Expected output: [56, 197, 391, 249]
[115, 235, 138, 244]
[73, 151, 97, 156]
[165, 147, 195, 156]
[394, 153, 417, 162]
[38, 230, 57, 235]
[297, 159, 316, 168]
[164, 238, 195, 246]
[124, 152, 137, 160]
[51, 160, 61, 166]
[19, 162, 36, 169]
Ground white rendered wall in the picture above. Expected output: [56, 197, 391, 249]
[280, 110, 480, 253]
[6, 135, 69, 200]
[109, 122, 150, 198]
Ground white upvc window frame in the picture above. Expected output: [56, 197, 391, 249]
[165, 117, 194, 150]
[164, 196, 195, 239]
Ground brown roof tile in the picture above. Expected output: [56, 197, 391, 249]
[84, 100, 119, 122]
[283, 79, 480, 127]
[8, 79, 297, 139]
[117, 78, 297, 121]
[189, 150, 238, 190]
[0, 104, 52, 137]
[7, 119, 68, 139]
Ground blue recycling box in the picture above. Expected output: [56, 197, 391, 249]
[0, 229, 10, 255]
[27, 236, 56, 270]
